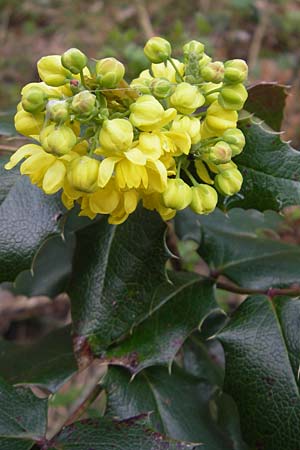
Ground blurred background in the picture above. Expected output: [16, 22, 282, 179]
[0, 0, 300, 144]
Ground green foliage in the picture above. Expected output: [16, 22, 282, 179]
[1, 80, 300, 449]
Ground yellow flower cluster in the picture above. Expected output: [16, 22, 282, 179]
[5, 38, 248, 224]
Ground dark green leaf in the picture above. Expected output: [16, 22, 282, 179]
[218, 295, 300, 450]
[0, 175, 65, 283]
[0, 376, 47, 449]
[0, 326, 77, 393]
[228, 120, 300, 210]
[176, 208, 300, 289]
[245, 82, 289, 131]
[69, 207, 169, 353]
[47, 415, 199, 450]
[104, 272, 219, 373]
[0, 154, 21, 205]
[103, 366, 236, 449]
[0, 111, 17, 136]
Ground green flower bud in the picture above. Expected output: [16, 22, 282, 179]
[162, 178, 192, 210]
[67, 156, 99, 193]
[95, 57, 125, 88]
[71, 90, 96, 117]
[206, 141, 232, 164]
[201, 82, 222, 106]
[131, 76, 152, 95]
[150, 77, 174, 99]
[214, 168, 243, 196]
[170, 82, 205, 115]
[183, 40, 205, 58]
[190, 184, 218, 214]
[198, 53, 212, 71]
[218, 83, 248, 111]
[22, 86, 48, 114]
[144, 37, 171, 64]
[47, 100, 69, 123]
[61, 48, 87, 74]
[99, 118, 133, 152]
[224, 59, 248, 83]
[201, 61, 224, 83]
[222, 128, 245, 156]
[40, 124, 77, 156]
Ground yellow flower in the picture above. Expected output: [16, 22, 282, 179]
[99, 119, 134, 152]
[171, 115, 201, 144]
[190, 185, 218, 214]
[214, 168, 243, 196]
[201, 101, 238, 138]
[157, 130, 191, 156]
[40, 124, 77, 156]
[151, 59, 184, 83]
[129, 95, 176, 131]
[67, 156, 100, 193]
[142, 192, 176, 221]
[95, 57, 125, 88]
[14, 109, 45, 137]
[144, 37, 171, 64]
[169, 82, 205, 115]
[162, 178, 192, 210]
[37, 55, 71, 87]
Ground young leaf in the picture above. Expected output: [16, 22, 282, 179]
[218, 295, 300, 450]
[176, 208, 300, 290]
[46, 415, 200, 450]
[228, 120, 300, 210]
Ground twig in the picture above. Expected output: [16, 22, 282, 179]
[248, 1, 270, 77]
[63, 384, 103, 426]
[134, 0, 155, 39]
[214, 277, 300, 298]
[0, 144, 18, 152]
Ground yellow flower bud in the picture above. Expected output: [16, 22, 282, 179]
[61, 48, 87, 74]
[71, 90, 96, 116]
[224, 59, 248, 83]
[222, 128, 245, 156]
[129, 95, 176, 132]
[47, 100, 69, 123]
[150, 78, 174, 99]
[130, 76, 152, 95]
[67, 156, 100, 193]
[203, 101, 238, 137]
[144, 37, 171, 63]
[218, 83, 248, 111]
[171, 115, 201, 144]
[151, 59, 184, 83]
[162, 178, 192, 210]
[183, 40, 205, 58]
[40, 124, 77, 156]
[170, 82, 205, 115]
[190, 185, 218, 214]
[37, 55, 71, 87]
[14, 109, 45, 137]
[201, 61, 224, 83]
[206, 141, 232, 164]
[99, 118, 133, 152]
[215, 168, 243, 196]
[95, 57, 125, 88]
[22, 86, 48, 114]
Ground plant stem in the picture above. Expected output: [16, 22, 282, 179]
[168, 57, 184, 82]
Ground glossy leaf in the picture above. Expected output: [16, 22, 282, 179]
[104, 272, 219, 373]
[0, 155, 21, 205]
[228, 120, 300, 210]
[245, 82, 289, 131]
[0, 326, 77, 393]
[218, 295, 300, 450]
[46, 415, 199, 450]
[0, 376, 47, 449]
[69, 207, 169, 354]
[176, 208, 300, 289]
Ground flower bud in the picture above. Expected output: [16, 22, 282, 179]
[151, 59, 184, 83]
[99, 118, 133, 152]
[22, 86, 48, 114]
[162, 178, 192, 210]
[183, 40, 205, 58]
[150, 77, 174, 99]
[206, 141, 232, 164]
[67, 156, 99, 193]
[198, 53, 212, 71]
[201, 82, 222, 106]
[47, 99, 69, 123]
[222, 128, 245, 156]
[95, 57, 125, 88]
[15, 109, 44, 137]
[218, 83, 248, 111]
[61, 48, 87, 74]
[71, 90, 96, 116]
[144, 37, 171, 64]
[41, 124, 77, 156]
[201, 61, 224, 83]
[171, 115, 201, 144]
[203, 101, 238, 137]
[131, 76, 152, 95]
[224, 59, 248, 83]
[214, 168, 243, 196]
[190, 184, 218, 214]
[37, 55, 71, 87]
[170, 82, 205, 114]
[129, 95, 176, 132]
